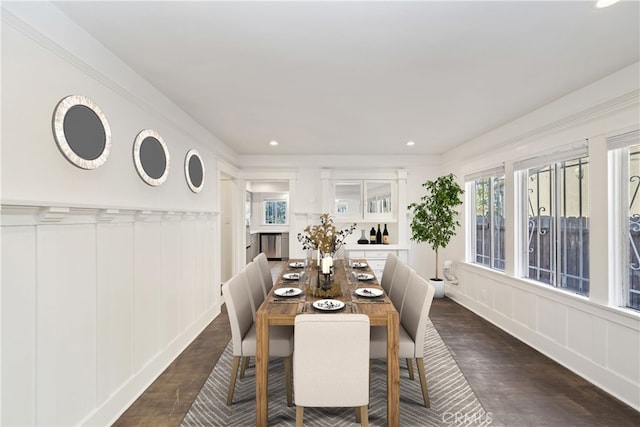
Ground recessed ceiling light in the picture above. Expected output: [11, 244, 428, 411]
[406, 141, 415, 146]
[269, 140, 278, 146]
[596, 0, 621, 8]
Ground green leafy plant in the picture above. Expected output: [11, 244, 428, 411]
[408, 173, 464, 280]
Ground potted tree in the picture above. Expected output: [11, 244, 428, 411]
[407, 173, 464, 297]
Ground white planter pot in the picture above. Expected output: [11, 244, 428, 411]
[430, 278, 445, 298]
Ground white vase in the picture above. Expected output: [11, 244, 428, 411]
[430, 278, 445, 298]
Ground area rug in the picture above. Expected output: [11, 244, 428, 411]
[181, 319, 490, 426]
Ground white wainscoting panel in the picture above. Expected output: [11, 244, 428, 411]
[567, 307, 593, 359]
[96, 222, 134, 405]
[180, 220, 197, 331]
[133, 222, 163, 372]
[1, 226, 37, 426]
[193, 220, 209, 316]
[512, 286, 537, 330]
[537, 296, 568, 346]
[160, 221, 182, 348]
[493, 281, 513, 319]
[591, 317, 608, 367]
[607, 322, 640, 381]
[37, 224, 97, 426]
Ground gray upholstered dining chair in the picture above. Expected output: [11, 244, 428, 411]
[388, 260, 414, 316]
[254, 252, 274, 296]
[370, 273, 436, 407]
[294, 314, 370, 426]
[380, 252, 399, 294]
[244, 261, 266, 320]
[222, 271, 293, 406]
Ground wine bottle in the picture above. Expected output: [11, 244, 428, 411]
[383, 224, 389, 244]
[376, 224, 382, 244]
[369, 227, 376, 244]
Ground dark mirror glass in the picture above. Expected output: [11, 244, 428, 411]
[140, 137, 167, 179]
[188, 155, 204, 188]
[63, 105, 106, 160]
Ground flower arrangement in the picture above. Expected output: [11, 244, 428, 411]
[297, 213, 356, 255]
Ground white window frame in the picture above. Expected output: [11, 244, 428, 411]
[514, 142, 590, 294]
[465, 166, 506, 271]
[607, 128, 640, 310]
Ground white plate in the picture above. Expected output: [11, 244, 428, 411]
[355, 273, 375, 281]
[355, 288, 384, 298]
[312, 299, 345, 311]
[283, 273, 300, 280]
[274, 287, 303, 297]
[352, 262, 368, 268]
[289, 261, 305, 268]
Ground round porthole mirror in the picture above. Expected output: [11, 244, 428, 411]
[133, 129, 170, 186]
[52, 95, 112, 169]
[185, 149, 205, 193]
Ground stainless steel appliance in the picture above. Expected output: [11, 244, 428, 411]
[261, 233, 282, 260]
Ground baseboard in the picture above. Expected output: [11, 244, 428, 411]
[445, 291, 639, 411]
[79, 304, 221, 426]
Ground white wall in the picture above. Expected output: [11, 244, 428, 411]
[441, 62, 640, 410]
[1, 3, 223, 425]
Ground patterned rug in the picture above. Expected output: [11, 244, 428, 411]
[182, 319, 490, 426]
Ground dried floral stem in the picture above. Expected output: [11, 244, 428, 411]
[297, 213, 356, 254]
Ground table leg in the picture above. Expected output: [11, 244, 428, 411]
[386, 311, 400, 427]
[256, 312, 269, 427]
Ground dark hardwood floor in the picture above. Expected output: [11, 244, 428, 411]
[114, 265, 639, 426]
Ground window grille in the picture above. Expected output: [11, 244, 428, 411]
[516, 145, 589, 295]
[607, 128, 640, 311]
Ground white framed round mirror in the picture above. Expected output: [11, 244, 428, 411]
[133, 129, 170, 186]
[52, 94, 112, 169]
[185, 149, 205, 193]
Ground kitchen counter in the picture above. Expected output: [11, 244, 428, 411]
[346, 244, 409, 250]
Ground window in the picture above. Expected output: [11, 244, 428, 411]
[521, 153, 590, 295]
[263, 199, 287, 225]
[609, 128, 640, 311]
[627, 145, 640, 310]
[467, 169, 505, 270]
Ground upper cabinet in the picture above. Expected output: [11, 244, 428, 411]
[334, 181, 362, 218]
[332, 180, 396, 221]
[364, 181, 393, 218]
[320, 168, 408, 245]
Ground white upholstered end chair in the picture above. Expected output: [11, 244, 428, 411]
[222, 272, 293, 406]
[294, 314, 370, 426]
[370, 273, 436, 407]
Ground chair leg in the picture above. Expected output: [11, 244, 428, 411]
[415, 357, 431, 408]
[296, 406, 304, 426]
[226, 356, 241, 406]
[285, 355, 293, 407]
[240, 356, 250, 379]
[360, 405, 369, 426]
[406, 358, 415, 380]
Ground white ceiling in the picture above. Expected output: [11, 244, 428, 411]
[52, 1, 639, 156]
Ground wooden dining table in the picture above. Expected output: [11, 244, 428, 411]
[255, 258, 400, 426]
